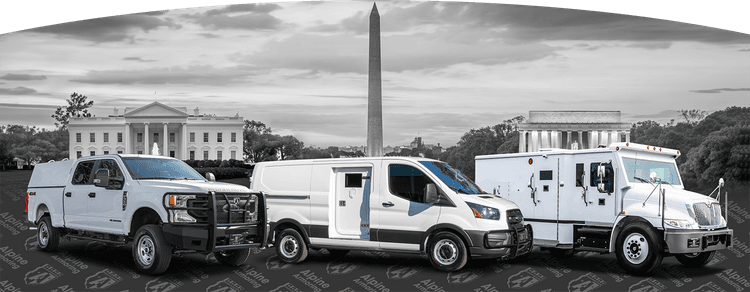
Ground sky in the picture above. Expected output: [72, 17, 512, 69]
[0, 2, 748, 148]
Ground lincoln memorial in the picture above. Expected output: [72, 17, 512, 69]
[518, 111, 631, 153]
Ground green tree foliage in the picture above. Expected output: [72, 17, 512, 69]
[0, 125, 68, 169]
[243, 120, 304, 162]
[438, 115, 526, 180]
[51, 92, 94, 130]
[680, 126, 750, 190]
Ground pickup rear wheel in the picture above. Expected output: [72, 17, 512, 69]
[213, 249, 251, 266]
[615, 222, 663, 275]
[275, 228, 308, 263]
[132, 224, 172, 275]
[37, 216, 60, 252]
[675, 251, 715, 267]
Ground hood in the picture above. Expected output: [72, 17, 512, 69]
[136, 179, 251, 193]
[460, 194, 521, 211]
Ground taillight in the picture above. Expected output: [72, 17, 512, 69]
[25, 192, 29, 212]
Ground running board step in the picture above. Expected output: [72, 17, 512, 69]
[65, 234, 127, 245]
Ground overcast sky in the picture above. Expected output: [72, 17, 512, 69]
[1, 2, 748, 148]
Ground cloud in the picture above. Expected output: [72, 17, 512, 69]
[0, 86, 49, 95]
[198, 33, 221, 38]
[27, 14, 180, 42]
[0, 73, 47, 81]
[69, 65, 265, 85]
[0, 103, 60, 109]
[740, 48, 750, 52]
[626, 110, 680, 120]
[183, 4, 283, 30]
[689, 88, 750, 94]
[123, 57, 156, 62]
[625, 42, 672, 50]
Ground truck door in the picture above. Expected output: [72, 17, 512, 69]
[529, 159, 560, 242]
[65, 160, 95, 230]
[559, 158, 617, 229]
[87, 159, 126, 234]
[334, 167, 372, 239]
[374, 162, 440, 251]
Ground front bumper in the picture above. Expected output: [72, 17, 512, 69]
[664, 228, 733, 254]
[467, 224, 533, 259]
[162, 224, 264, 252]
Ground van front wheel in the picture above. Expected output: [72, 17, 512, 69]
[427, 232, 468, 272]
[675, 251, 715, 267]
[275, 229, 308, 263]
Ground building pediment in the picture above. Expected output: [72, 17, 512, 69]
[125, 101, 188, 118]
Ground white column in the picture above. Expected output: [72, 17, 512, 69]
[182, 123, 188, 159]
[540, 130, 548, 149]
[625, 131, 631, 143]
[125, 123, 131, 154]
[163, 123, 168, 157]
[577, 130, 583, 149]
[144, 123, 150, 155]
[557, 131, 563, 149]
[550, 131, 558, 148]
[602, 130, 610, 147]
[530, 130, 539, 152]
[566, 130, 572, 149]
[518, 130, 526, 153]
[588, 131, 594, 149]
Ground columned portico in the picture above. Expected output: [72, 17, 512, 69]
[518, 111, 631, 153]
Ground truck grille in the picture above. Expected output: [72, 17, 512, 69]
[693, 203, 722, 226]
[506, 209, 524, 228]
[186, 193, 259, 225]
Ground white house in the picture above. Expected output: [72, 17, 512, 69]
[68, 102, 243, 160]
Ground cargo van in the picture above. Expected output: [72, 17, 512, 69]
[251, 157, 532, 271]
[475, 143, 733, 274]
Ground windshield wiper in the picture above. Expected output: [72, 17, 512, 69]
[447, 185, 469, 194]
[634, 176, 652, 184]
[169, 177, 199, 180]
[137, 177, 170, 180]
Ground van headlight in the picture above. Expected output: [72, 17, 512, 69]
[466, 202, 500, 220]
[664, 219, 694, 229]
[165, 194, 197, 223]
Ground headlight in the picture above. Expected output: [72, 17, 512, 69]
[165, 194, 197, 223]
[664, 219, 694, 229]
[466, 202, 500, 220]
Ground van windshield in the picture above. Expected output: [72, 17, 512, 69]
[121, 157, 205, 180]
[622, 157, 682, 185]
[419, 161, 485, 194]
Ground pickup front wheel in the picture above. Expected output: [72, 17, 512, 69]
[37, 216, 60, 252]
[214, 249, 251, 266]
[132, 225, 172, 275]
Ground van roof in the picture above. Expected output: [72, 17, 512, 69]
[255, 156, 440, 166]
[476, 142, 680, 160]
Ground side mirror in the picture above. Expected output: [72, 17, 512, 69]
[205, 172, 216, 182]
[719, 178, 724, 187]
[425, 183, 439, 205]
[94, 169, 110, 188]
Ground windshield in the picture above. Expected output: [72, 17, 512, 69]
[419, 161, 485, 194]
[121, 157, 205, 180]
[622, 157, 682, 185]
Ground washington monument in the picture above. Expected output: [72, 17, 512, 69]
[367, 3, 383, 157]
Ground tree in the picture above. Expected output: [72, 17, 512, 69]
[680, 125, 750, 190]
[678, 109, 708, 126]
[276, 135, 304, 160]
[51, 92, 94, 130]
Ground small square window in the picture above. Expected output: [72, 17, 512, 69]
[217, 150, 223, 160]
[76, 133, 81, 143]
[117, 151, 123, 154]
[104, 150, 109, 154]
[203, 133, 209, 143]
[190, 133, 195, 143]
[90, 151, 96, 156]
[345, 173, 363, 188]
[90, 133, 95, 142]
[117, 133, 123, 142]
[203, 151, 209, 160]
[190, 151, 195, 160]
[103, 133, 109, 142]
[169, 133, 175, 143]
[137, 133, 143, 143]
[169, 150, 175, 158]
[217, 133, 223, 143]
[76, 151, 82, 158]
[231, 132, 237, 142]
[137, 150, 143, 154]
[231, 150, 236, 160]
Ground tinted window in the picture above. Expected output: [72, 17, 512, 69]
[121, 157, 205, 180]
[419, 161, 483, 194]
[345, 173, 363, 188]
[98, 159, 125, 189]
[389, 164, 433, 203]
[622, 157, 682, 185]
[540, 170, 553, 180]
[575, 163, 584, 187]
[72, 161, 96, 184]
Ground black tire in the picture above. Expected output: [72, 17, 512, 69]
[326, 249, 350, 257]
[37, 216, 60, 252]
[615, 222, 663, 275]
[675, 251, 715, 267]
[132, 224, 172, 275]
[548, 248, 575, 258]
[427, 232, 468, 272]
[275, 228, 308, 263]
[213, 249, 251, 266]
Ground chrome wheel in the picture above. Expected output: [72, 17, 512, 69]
[433, 239, 458, 266]
[137, 236, 155, 266]
[279, 235, 299, 258]
[623, 232, 648, 264]
[38, 222, 49, 247]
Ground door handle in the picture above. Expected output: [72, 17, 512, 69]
[88, 192, 96, 198]
[65, 192, 72, 197]
[382, 201, 394, 207]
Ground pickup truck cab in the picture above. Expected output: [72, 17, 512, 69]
[475, 143, 733, 274]
[25, 154, 267, 274]
[251, 157, 533, 272]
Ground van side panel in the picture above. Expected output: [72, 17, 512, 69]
[260, 164, 313, 231]
[309, 164, 332, 236]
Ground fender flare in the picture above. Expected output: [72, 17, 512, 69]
[421, 223, 475, 252]
[268, 218, 310, 245]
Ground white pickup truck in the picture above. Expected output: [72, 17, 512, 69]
[24, 154, 268, 275]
